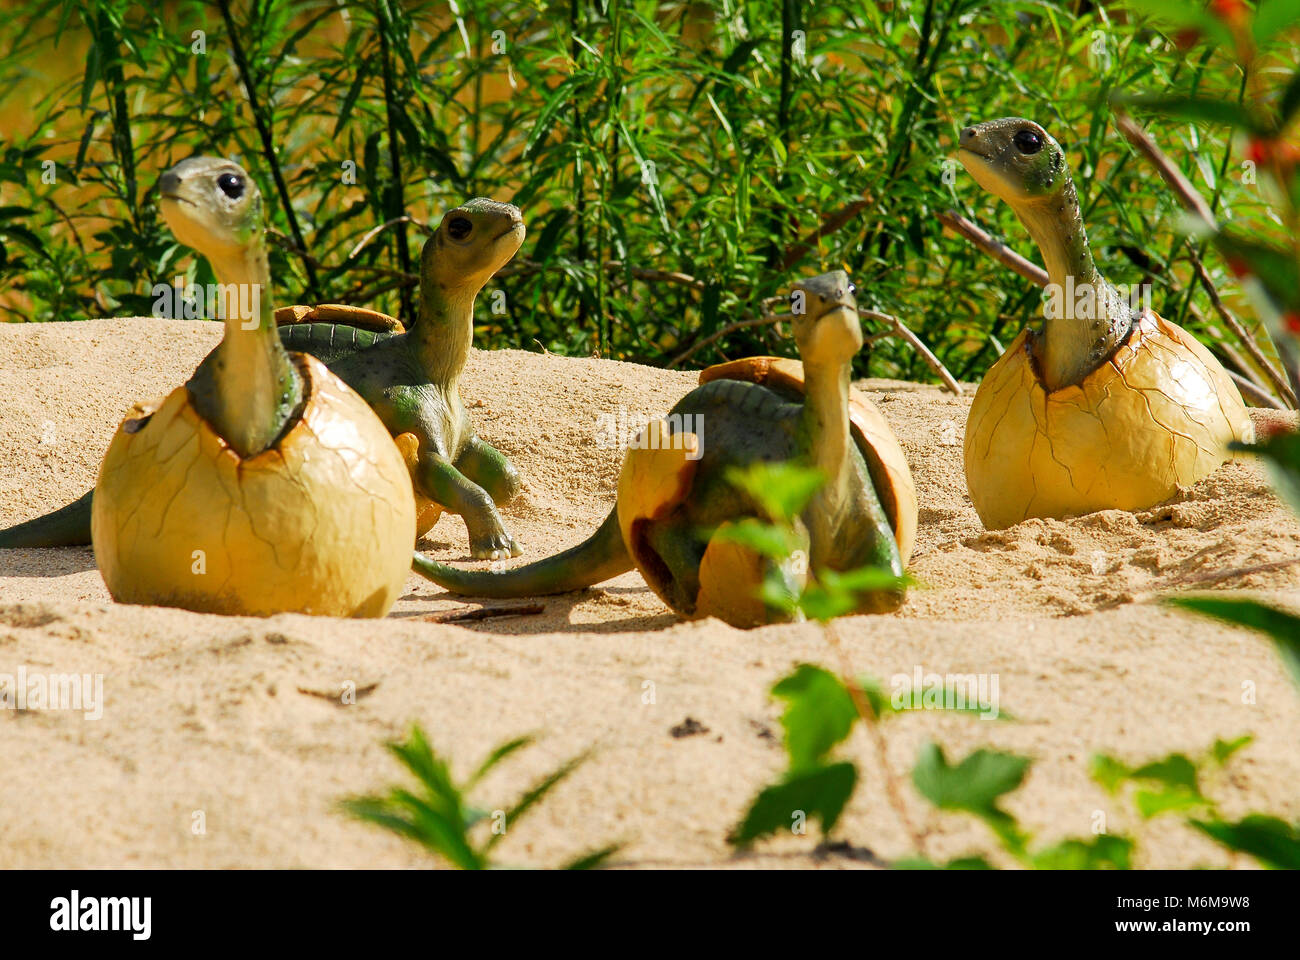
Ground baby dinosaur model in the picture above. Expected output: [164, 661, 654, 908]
[0, 161, 525, 557]
[322, 196, 527, 558]
[410, 271, 917, 628]
[92, 158, 416, 616]
[957, 118, 1252, 530]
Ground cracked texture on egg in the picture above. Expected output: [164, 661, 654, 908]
[964, 312, 1254, 531]
[90, 354, 417, 617]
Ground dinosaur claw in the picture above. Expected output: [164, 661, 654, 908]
[469, 531, 521, 561]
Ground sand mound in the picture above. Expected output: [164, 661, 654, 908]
[1, 318, 1298, 868]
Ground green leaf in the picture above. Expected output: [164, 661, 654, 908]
[820, 566, 910, 594]
[772, 664, 859, 770]
[387, 727, 461, 814]
[1213, 231, 1300, 314]
[486, 750, 589, 851]
[724, 462, 826, 523]
[1030, 835, 1133, 870]
[1090, 750, 1209, 819]
[729, 762, 858, 845]
[1129, 754, 1200, 793]
[711, 517, 800, 560]
[464, 735, 535, 792]
[1253, 1, 1300, 49]
[1278, 69, 1300, 127]
[334, 58, 372, 136]
[1122, 0, 1235, 50]
[758, 575, 802, 615]
[530, 208, 572, 265]
[1133, 787, 1208, 819]
[893, 855, 996, 870]
[913, 744, 1030, 852]
[796, 583, 861, 623]
[562, 843, 623, 870]
[1115, 94, 1268, 137]
[1167, 596, 1300, 690]
[800, 567, 910, 622]
[1191, 815, 1300, 869]
[1211, 735, 1253, 767]
[1250, 428, 1300, 516]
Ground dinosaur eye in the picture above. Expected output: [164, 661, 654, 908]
[847, 282, 856, 296]
[217, 173, 244, 199]
[448, 216, 473, 240]
[1013, 130, 1043, 154]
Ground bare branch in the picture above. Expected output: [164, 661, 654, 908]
[667, 313, 786, 368]
[1113, 111, 1218, 228]
[860, 309, 963, 396]
[1187, 246, 1297, 407]
[938, 210, 1048, 287]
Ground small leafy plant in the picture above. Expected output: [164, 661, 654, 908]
[732, 666, 1298, 870]
[342, 725, 618, 870]
[716, 461, 911, 622]
[727, 663, 993, 852]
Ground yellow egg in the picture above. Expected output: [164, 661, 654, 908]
[964, 312, 1254, 530]
[92, 354, 416, 617]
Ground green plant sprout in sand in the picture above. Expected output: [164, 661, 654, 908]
[342, 726, 618, 870]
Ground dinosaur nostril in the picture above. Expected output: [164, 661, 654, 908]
[160, 172, 181, 194]
[960, 127, 977, 143]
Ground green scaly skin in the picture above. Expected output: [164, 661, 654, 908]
[957, 117, 1135, 392]
[329, 197, 527, 560]
[411, 271, 903, 617]
[169, 174, 304, 456]
[1, 179, 524, 558]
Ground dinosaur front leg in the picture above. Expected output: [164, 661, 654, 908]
[455, 434, 522, 506]
[419, 452, 522, 560]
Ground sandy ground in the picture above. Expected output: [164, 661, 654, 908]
[1, 318, 1298, 869]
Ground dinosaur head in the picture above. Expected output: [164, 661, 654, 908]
[791, 270, 863, 367]
[957, 118, 1070, 208]
[158, 156, 263, 261]
[424, 197, 525, 292]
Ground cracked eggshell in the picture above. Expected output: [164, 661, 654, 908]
[617, 421, 704, 618]
[391, 431, 443, 537]
[91, 354, 417, 617]
[964, 312, 1253, 531]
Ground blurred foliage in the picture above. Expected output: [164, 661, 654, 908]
[732, 660, 1298, 868]
[1140, 0, 1300, 687]
[0, 0, 1296, 391]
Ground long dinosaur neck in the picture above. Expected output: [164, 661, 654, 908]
[1014, 178, 1132, 391]
[800, 357, 852, 505]
[411, 278, 477, 392]
[190, 242, 303, 457]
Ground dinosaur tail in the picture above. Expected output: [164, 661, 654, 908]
[0, 490, 94, 547]
[411, 508, 632, 597]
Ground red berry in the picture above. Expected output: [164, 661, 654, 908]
[1210, 0, 1248, 24]
[1225, 256, 1251, 279]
